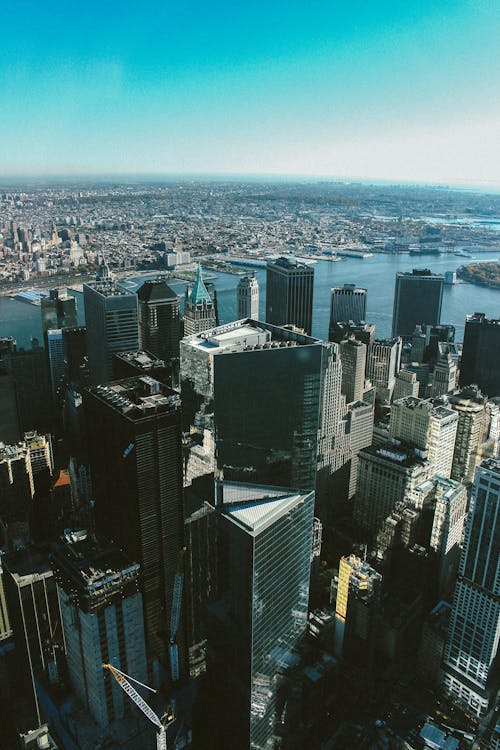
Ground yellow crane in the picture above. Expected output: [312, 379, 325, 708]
[103, 663, 174, 750]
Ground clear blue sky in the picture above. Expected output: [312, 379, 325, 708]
[1, 0, 499, 183]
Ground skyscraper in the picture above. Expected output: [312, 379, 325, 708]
[205, 481, 314, 750]
[460, 313, 500, 397]
[266, 256, 314, 335]
[449, 387, 489, 485]
[236, 274, 259, 319]
[83, 376, 184, 682]
[137, 278, 181, 361]
[83, 278, 139, 385]
[392, 269, 444, 338]
[443, 459, 500, 716]
[329, 284, 367, 326]
[41, 289, 77, 334]
[180, 319, 329, 492]
[183, 264, 217, 336]
[52, 529, 147, 728]
[46, 329, 65, 401]
[339, 336, 366, 403]
[366, 337, 402, 403]
[3, 546, 63, 731]
[389, 396, 458, 479]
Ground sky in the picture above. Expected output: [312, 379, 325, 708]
[1, 0, 499, 184]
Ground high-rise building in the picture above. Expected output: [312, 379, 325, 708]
[0, 441, 34, 542]
[389, 396, 458, 479]
[183, 264, 217, 336]
[237, 274, 259, 319]
[339, 336, 366, 404]
[0, 367, 20, 444]
[180, 320, 328, 492]
[3, 546, 64, 731]
[41, 289, 77, 334]
[137, 278, 181, 361]
[62, 325, 87, 387]
[52, 530, 147, 728]
[392, 269, 444, 338]
[393, 369, 420, 401]
[329, 284, 367, 326]
[334, 554, 381, 661]
[205, 481, 314, 750]
[329, 320, 375, 346]
[354, 441, 430, 536]
[83, 376, 184, 681]
[346, 399, 374, 499]
[460, 313, 500, 397]
[411, 476, 467, 596]
[266, 256, 314, 335]
[366, 337, 401, 403]
[430, 352, 457, 398]
[83, 278, 139, 385]
[46, 329, 65, 400]
[443, 459, 500, 716]
[449, 387, 489, 485]
[1, 345, 52, 434]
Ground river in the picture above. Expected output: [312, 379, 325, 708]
[1, 252, 499, 349]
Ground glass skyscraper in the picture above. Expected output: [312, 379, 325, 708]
[266, 257, 314, 335]
[392, 269, 444, 338]
[206, 482, 314, 750]
[443, 458, 500, 716]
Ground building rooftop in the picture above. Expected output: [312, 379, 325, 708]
[137, 278, 178, 302]
[220, 482, 311, 536]
[267, 255, 313, 271]
[83, 279, 135, 298]
[188, 263, 212, 305]
[182, 318, 320, 354]
[3, 546, 53, 585]
[114, 349, 166, 370]
[52, 530, 140, 611]
[479, 457, 500, 477]
[362, 440, 429, 469]
[90, 376, 179, 418]
[393, 396, 458, 421]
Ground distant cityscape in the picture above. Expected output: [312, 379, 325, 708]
[0, 179, 499, 750]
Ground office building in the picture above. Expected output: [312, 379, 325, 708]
[329, 284, 367, 326]
[40, 289, 77, 334]
[0, 441, 34, 542]
[183, 264, 217, 336]
[181, 320, 328, 492]
[346, 399, 374, 499]
[392, 269, 444, 338]
[412, 476, 467, 596]
[460, 313, 500, 397]
[1, 345, 52, 434]
[443, 459, 500, 716]
[449, 387, 489, 485]
[62, 325, 87, 387]
[0, 368, 20, 444]
[339, 336, 366, 404]
[334, 554, 381, 661]
[366, 337, 401, 403]
[52, 530, 147, 728]
[390, 396, 458, 478]
[24, 431, 53, 476]
[206, 481, 314, 750]
[83, 278, 139, 385]
[46, 329, 65, 401]
[430, 351, 457, 398]
[266, 256, 314, 335]
[3, 546, 64, 731]
[354, 441, 430, 536]
[137, 278, 181, 361]
[83, 376, 184, 681]
[237, 274, 259, 319]
[113, 349, 171, 385]
[329, 320, 376, 346]
[393, 369, 420, 401]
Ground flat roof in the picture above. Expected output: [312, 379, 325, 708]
[182, 318, 320, 353]
[224, 489, 311, 536]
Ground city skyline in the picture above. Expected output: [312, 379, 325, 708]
[1, 1, 499, 184]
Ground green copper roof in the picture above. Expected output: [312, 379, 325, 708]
[189, 264, 212, 305]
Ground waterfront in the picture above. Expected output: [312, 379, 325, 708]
[1, 251, 499, 349]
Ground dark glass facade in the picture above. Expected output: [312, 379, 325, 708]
[392, 269, 444, 338]
[460, 313, 500, 398]
[266, 257, 314, 335]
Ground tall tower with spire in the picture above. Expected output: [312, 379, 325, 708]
[183, 264, 217, 336]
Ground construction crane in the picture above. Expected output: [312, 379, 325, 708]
[169, 549, 185, 683]
[103, 664, 174, 750]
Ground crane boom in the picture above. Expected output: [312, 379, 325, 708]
[103, 663, 162, 730]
